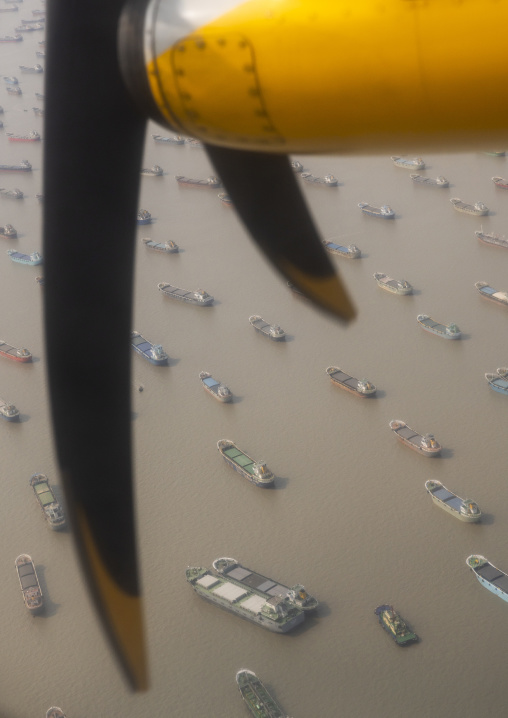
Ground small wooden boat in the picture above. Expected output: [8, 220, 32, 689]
[131, 330, 168, 365]
[322, 239, 360, 258]
[425, 480, 481, 522]
[492, 176, 508, 189]
[410, 173, 448, 187]
[391, 156, 425, 169]
[475, 228, 508, 249]
[475, 281, 508, 307]
[0, 340, 31, 362]
[0, 397, 19, 420]
[217, 439, 274, 486]
[151, 133, 184, 144]
[358, 202, 394, 218]
[30, 474, 66, 529]
[300, 172, 338, 186]
[7, 249, 42, 265]
[136, 209, 151, 224]
[158, 283, 213, 306]
[142, 237, 179, 253]
[140, 164, 163, 176]
[199, 371, 232, 403]
[249, 315, 285, 341]
[373, 273, 412, 295]
[15, 554, 43, 613]
[485, 368, 508, 395]
[0, 188, 23, 199]
[326, 366, 376, 397]
[417, 314, 460, 339]
[7, 130, 41, 142]
[389, 419, 441, 456]
[0, 224, 17, 238]
[6, 85, 21, 95]
[374, 605, 418, 645]
[218, 192, 233, 206]
[450, 198, 488, 216]
[175, 175, 221, 188]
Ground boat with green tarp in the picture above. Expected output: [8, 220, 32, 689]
[236, 670, 288, 718]
[217, 440, 274, 486]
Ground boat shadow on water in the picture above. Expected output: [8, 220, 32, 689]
[437, 446, 454, 459]
[477, 512, 495, 525]
[30, 565, 60, 618]
[269, 474, 289, 490]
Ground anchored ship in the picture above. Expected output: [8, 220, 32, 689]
[322, 239, 361, 258]
[140, 164, 163, 176]
[142, 238, 179, 253]
[326, 366, 376, 397]
[217, 440, 275, 487]
[410, 173, 448, 187]
[475, 229, 508, 249]
[199, 372, 232, 403]
[0, 160, 31, 172]
[46, 709, 66, 718]
[300, 172, 338, 186]
[425, 480, 481, 522]
[236, 670, 288, 718]
[391, 156, 425, 169]
[30, 474, 66, 529]
[0, 340, 31, 362]
[492, 176, 508, 189]
[450, 198, 488, 216]
[7, 130, 40, 142]
[249, 315, 285, 341]
[0, 397, 19, 420]
[358, 202, 394, 218]
[151, 133, 184, 144]
[374, 605, 418, 645]
[467, 555, 508, 603]
[0, 224, 17, 239]
[136, 209, 151, 224]
[175, 175, 221, 188]
[475, 281, 508, 307]
[485, 368, 508, 395]
[373, 273, 412, 295]
[417, 314, 461, 339]
[15, 554, 43, 613]
[389, 420, 441, 456]
[158, 283, 213, 306]
[131, 331, 168, 365]
[7, 249, 42, 265]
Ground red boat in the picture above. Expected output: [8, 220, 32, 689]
[7, 130, 41, 142]
[492, 176, 508, 189]
[0, 340, 32, 362]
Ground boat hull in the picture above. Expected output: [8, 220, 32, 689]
[217, 440, 274, 487]
[158, 283, 213, 305]
[0, 343, 31, 362]
[468, 556, 508, 603]
[425, 481, 481, 522]
[326, 366, 376, 396]
[389, 421, 441, 456]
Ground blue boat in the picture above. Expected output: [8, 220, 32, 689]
[3, 76, 18, 84]
[322, 240, 361, 258]
[467, 555, 508, 603]
[485, 368, 508, 395]
[475, 281, 508, 308]
[7, 249, 42, 265]
[131, 331, 168, 365]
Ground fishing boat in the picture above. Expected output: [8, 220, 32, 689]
[374, 605, 418, 645]
[218, 192, 233, 206]
[322, 239, 361, 258]
[130, 330, 168, 365]
[410, 173, 449, 187]
[217, 440, 275, 487]
[3, 76, 18, 84]
[373, 273, 412, 295]
[158, 283, 213, 306]
[0, 397, 19, 420]
[236, 669, 288, 718]
[175, 175, 222, 188]
[425, 480, 481, 522]
[391, 156, 425, 169]
[7, 130, 41, 142]
[136, 209, 151, 225]
[0, 340, 31, 362]
[151, 133, 184, 144]
[199, 371, 232, 403]
[389, 419, 441, 456]
[467, 555, 508, 602]
[475, 228, 508, 249]
[0, 188, 23, 199]
[0, 224, 17, 238]
[186, 563, 306, 633]
[0, 160, 31, 172]
[140, 164, 163, 176]
[358, 202, 395, 218]
[141, 237, 178, 253]
[30, 474, 66, 529]
[417, 314, 460, 339]
[291, 160, 304, 172]
[0, 35, 22, 42]
[7, 249, 42, 265]
[19, 63, 43, 72]
[492, 176, 508, 189]
[46, 709, 66, 718]
[15, 554, 43, 613]
[6, 85, 21, 95]
[450, 198, 488, 216]
[475, 281, 508, 307]
[249, 315, 285, 341]
[300, 172, 338, 186]
[485, 368, 508, 395]
[326, 366, 376, 397]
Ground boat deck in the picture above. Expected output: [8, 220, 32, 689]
[222, 446, 258, 477]
[33, 481, 56, 507]
[394, 425, 422, 447]
[224, 564, 290, 600]
[328, 368, 358, 390]
[475, 563, 508, 593]
[430, 486, 463, 511]
[203, 376, 220, 390]
[418, 317, 447, 332]
[251, 318, 272, 332]
[131, 335, 152, 355]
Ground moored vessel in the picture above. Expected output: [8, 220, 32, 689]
[7, 130, 40, 142]
[199, 371, 232, 403]
[410, 173, 448, 187]
[291, 160, 304, 172]
[7, 249, 42, 265]
[326, 366, 376, 397]
[475, 228, 508, 249]
[492, 176, 508, 189]
[0, 35, 22, 42]
[46, 708, 66, 718]
[391, 156, 425, 169]
[450, 198, 488, 216]
[151, 133, 184, 144]
[15, 554, 43, 613]
[140, 164, 163, 176]
[218, 192, 233, 206]
[142, 237, 178, 253]
[300, 172, 338, 186]
[389, 420, 441, 456]
[373, 273, 412, 295]
[417, 314, 461, 339]
[158, 283, 213, 305]
[0, 224, 17, 238]
[0, 160, 31, 172]
[3, 76, 18, 84]
[358, 202, 394, 218]
[6, 85, 21, 95]
[475, 281, 508, 307]
[467, 555, 508, 602]
[175, 175, 221, 188]
[0, 188, 23, 199]
[236, 670, 288, 718]
[249, 315, 285, 341]
[18, 63, 43, 72]
[0, 340, 31, 361]
[0, 397, 19, 420]
[217, 439, 274, 487]
[425, 480, 481, 522]
[131, 330, 168, 365]
[485, 368, 508, 395]
[322, 239, 361, 258]
[374, 605, 418, 645]
[136, 209, 151, 224]
[30, 474, 66, 529]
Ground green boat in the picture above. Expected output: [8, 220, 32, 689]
[236, 670, 289, 718]
[375, 604, 418, 646]
[30, 473, 66, 529]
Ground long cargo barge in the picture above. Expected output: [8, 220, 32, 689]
[236, 670, 288, 718]
[15, 554, 43, 613]
[0, 340, 31, 362]
[467, 555, 508, 603]
[217, 440, 274, 487]
[30, 474, 66, 529]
